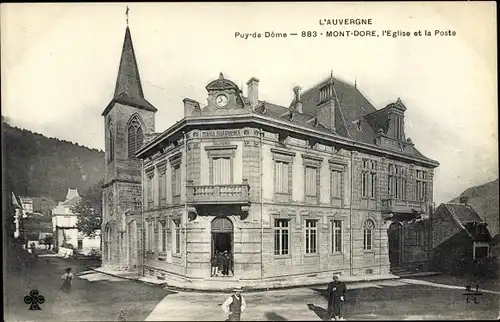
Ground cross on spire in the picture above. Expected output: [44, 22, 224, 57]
[126, 6, 130, 26]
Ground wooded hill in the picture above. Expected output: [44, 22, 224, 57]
[450, 178, 500, 238]
[2, 119, 105, 202]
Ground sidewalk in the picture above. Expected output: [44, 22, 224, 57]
[92, 267, 140, 281]
[93, 266, 400, 292]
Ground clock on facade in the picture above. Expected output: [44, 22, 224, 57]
[215, 94, 229, 108]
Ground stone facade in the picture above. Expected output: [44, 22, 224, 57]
[99, 25, 439, 286]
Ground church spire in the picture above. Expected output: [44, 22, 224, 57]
[114, 25, 144, 99]
[102, 21, 157, 116]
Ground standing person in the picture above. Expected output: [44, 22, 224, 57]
[228, 252, 234, 276]
[327, 274, 347, 321]
[30, 243, 36, 258]
[217, 250, 224, 276]
[221, 286, 247, 321]
[222, 251, 229, 276]
[211, 251, 219, 276]
[60, 267, 74, 293]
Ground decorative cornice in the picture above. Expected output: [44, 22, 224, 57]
[270, 148, 296, 158]
[204, 144, 238, 151]
[136, 114, 439, 168]
[168, 151, 182, 163]
[328, 157, 348, 167]
[102, 178, 141, 188]
[301, 153, 324, 163]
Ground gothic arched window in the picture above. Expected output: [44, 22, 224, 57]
[127, 116, 144, 159]
[363, 219, 375, 251]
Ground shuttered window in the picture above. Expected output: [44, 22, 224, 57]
[275, 161, 289, 193]
[305, 166, 317, 196]
[212, 157, 232, 184]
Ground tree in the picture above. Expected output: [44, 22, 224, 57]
[71, 180, 103, 237]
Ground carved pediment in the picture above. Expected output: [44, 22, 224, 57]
[206, 73, 239, 91]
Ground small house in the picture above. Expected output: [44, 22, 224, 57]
[431, 197, 492, 273]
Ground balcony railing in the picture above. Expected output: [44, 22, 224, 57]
[186, 179, 250, 205]
[381, 198, 426, 214]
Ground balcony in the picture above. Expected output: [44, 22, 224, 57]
[186, 179, 250, 206]
[381, 198, 426, 215]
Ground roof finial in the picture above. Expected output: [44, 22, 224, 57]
[355, 76, 357, 89]
[329, 70, 334, 85]
[126, 6, 130, 26]
[219, 72, 224, 79]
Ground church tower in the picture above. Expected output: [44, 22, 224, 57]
[101, 23, 157, 271]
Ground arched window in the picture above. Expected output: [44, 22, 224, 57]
[104, 224, 112, 261]
[363, 219, 375, 251]
[108, 130, 114, 162]
[127, 116, 144, 158]
[107, 117, 114, 162]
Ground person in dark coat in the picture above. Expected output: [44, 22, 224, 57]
[60, 267, 74, 293]
[217, 251, 224, 276]
[228, 252, 234, 276]
[327, 274, 347, 320]
[222, 251, 229, 276]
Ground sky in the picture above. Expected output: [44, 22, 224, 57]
[1, 2, 498, 205]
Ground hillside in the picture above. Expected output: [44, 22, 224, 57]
[2, 120, 105, 202]
[450, 178, 500, 238]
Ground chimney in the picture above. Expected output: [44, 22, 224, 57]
[183, 98, 201, 117]
[293, 86, 303, 114]
[247, 77, 259, 107]
[459, 196, 468, 205]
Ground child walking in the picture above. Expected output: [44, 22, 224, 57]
[61, 267, 74, 293]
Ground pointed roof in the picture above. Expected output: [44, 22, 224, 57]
[65, 188, 79, 201]
[102, 26, 157, 116]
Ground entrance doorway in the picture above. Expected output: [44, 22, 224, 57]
[388, 221, 403, 269]
[211, 217, 234, 277]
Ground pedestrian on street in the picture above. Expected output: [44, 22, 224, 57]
[327, 274, 347, 321]
[60, 267, 74, 293]
[30, 243, 36, 258]
[221, 286, 246, 321]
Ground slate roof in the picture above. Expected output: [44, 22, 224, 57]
[60, 195, 81, 208]
[438, 203, 492, 242]
[251, 74, 435, 162]
[443, 203, 484, 223]
[65, 188, 79, 201]
[102, 27, 157, 116]
[296, 75, 379, 142]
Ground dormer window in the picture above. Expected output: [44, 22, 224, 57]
[319, 84, 333, 102]
[394, 114, 404, 141]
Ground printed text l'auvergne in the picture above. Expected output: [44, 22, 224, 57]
[319, 18, 373, 26]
